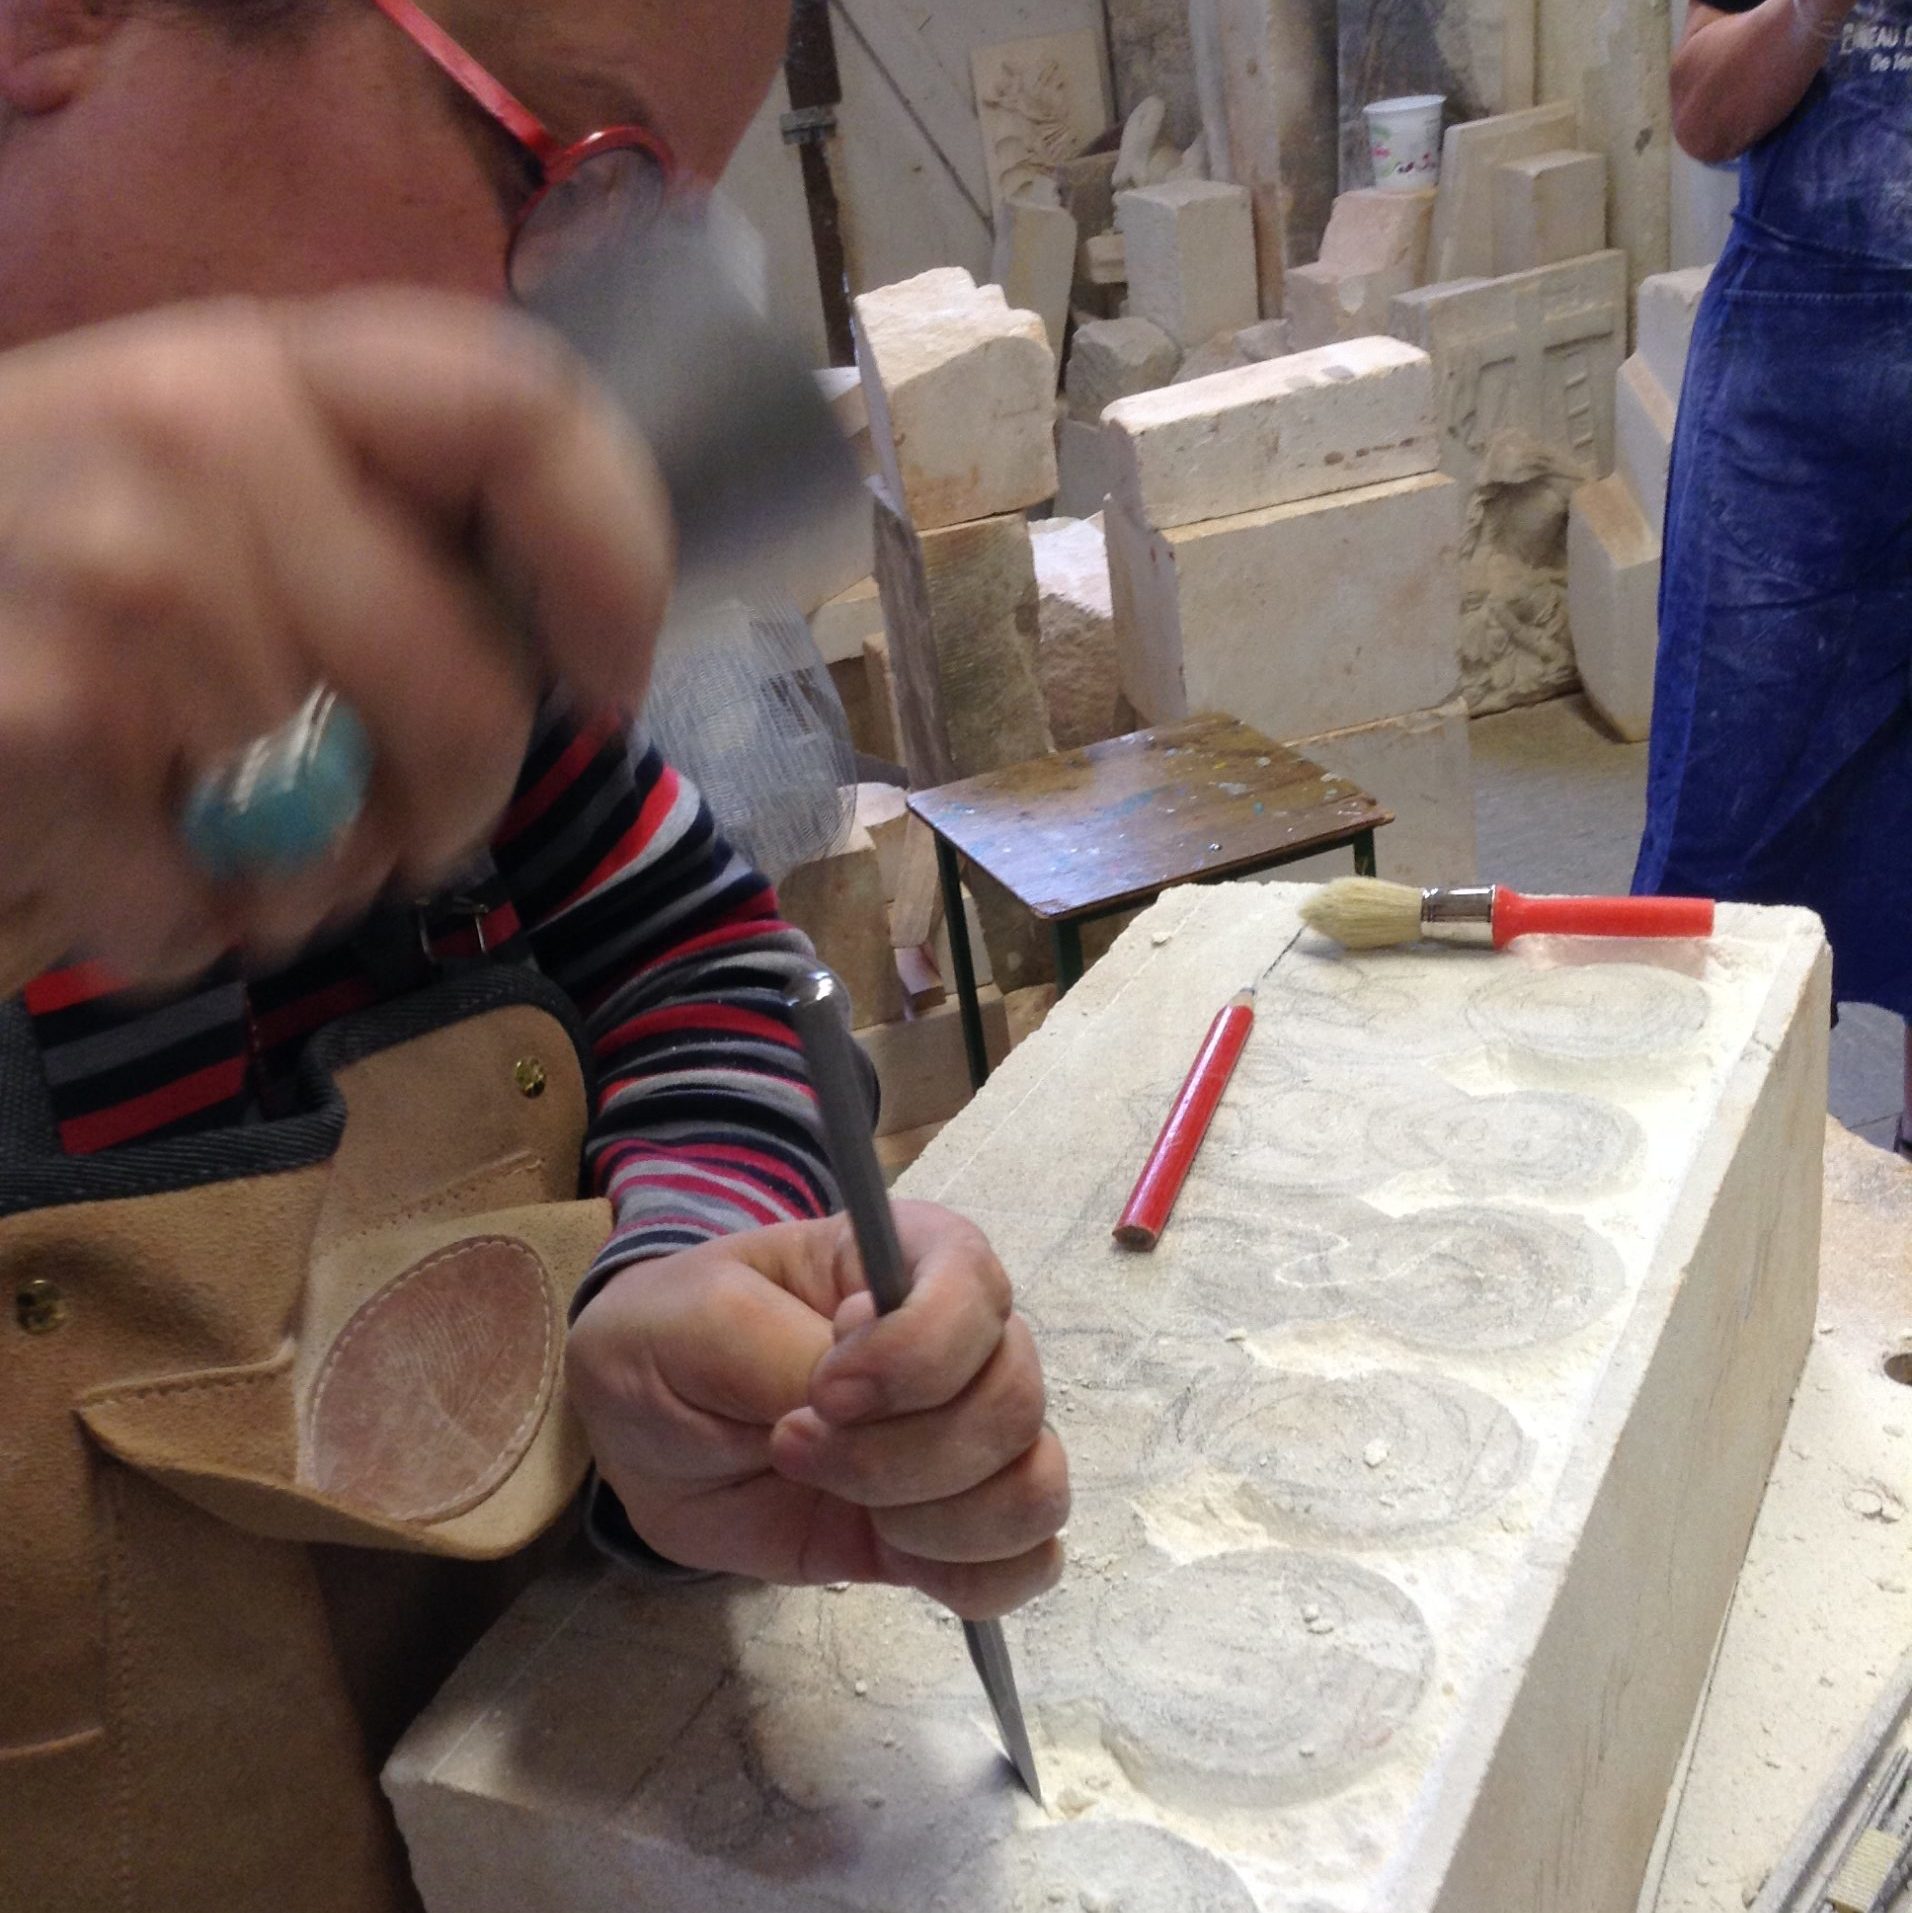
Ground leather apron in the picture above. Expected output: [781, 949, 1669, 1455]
[0, 964, 611, 1912]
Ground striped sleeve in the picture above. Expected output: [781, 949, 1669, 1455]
[491, 700, 860, 1303]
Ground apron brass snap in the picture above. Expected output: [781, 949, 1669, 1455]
[514, 1057, 547, 1099]
[14, 1277, 67, 1335]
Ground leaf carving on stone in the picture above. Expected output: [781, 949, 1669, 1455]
[980, 55, 1084, 199]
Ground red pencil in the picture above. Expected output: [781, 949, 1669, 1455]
[1114, 990, 1255, 1251]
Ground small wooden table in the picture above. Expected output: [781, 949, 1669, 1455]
[909, 714, 1393, 1087]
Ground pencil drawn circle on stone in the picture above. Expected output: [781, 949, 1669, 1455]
[1467, 963, 1709, 1064]
[1260, 954, 1477, 1060]
[1093, 1551, 1432, 1810]
[1150, 1202, 1386, 1333]
[1331, 1206, 1627, 1350]
[1415, 1090, 1647, 1199]
[1211, 1369, 1529, 1542]
[1224, 1073, 1447, 1193]
[929, 1818, 1258, 1913]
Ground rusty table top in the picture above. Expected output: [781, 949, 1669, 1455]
[907, 714, 1393, 923]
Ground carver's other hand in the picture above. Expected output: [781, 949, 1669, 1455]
[0, 289, 671, 984]
[565, 1203, 1070, 1622]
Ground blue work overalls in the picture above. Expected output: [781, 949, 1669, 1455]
[1635, 0, 1912, 1014]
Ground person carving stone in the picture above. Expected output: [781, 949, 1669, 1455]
[0, 5, 1067, 1909]
[1637, 0, 1912, 1145]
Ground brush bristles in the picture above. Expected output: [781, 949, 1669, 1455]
[1299, 877, 1426, 950]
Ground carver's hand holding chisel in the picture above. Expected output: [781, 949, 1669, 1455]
[0, 3, 1067, 1900]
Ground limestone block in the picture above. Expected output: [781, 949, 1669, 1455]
[1615, 351, 1675, 538]
[861, 632, 901, 768]
[932, 883, 994, 994]
[1637, 264, 1711, 403]
[777, 824, 905, 1027]
[1568, 472, 1661, 744]
[1234, 317, 1295, 361]
[853, 269, 1058, 533]
[1056, 416, 1117, 519]
[814, 364, 876, 477]
[1116, 179, 1258, 349]
[970, 31, 1112, 218]
[389, 886, 1830, 1913]
[1274, 699, 1480, 886]
[1082, 230, 1127, 289]
[1030, 515, 1122, 750]
[809, 575, 882, 667]
[1491, 147, 1608, 274]
[1339, 0, 1540, 187]
[853, 782, 909, 898]
[1427, 101, 1579, 283]
[1572, 0, 1674, 300]
[1672, 149, 1738, 272]
[858, 987, 1011, 1137]
[1389, 249, 1627, 492]
[870, 482, 1053, 789]
[1189, 0, 1341, 314]
[1064, 315, 1182, 425]
[991, 190, 1079, 361]
[1103, 335, 1439, 532]
[1285, 189, 1433, 352]
[1107, 471, 1463, 738]
[1170, 332, 1252, 384]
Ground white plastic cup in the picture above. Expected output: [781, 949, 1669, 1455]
[1365, 94, 1446, 192]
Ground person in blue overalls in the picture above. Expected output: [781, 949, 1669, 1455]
[1637, 0, 1912, 1144]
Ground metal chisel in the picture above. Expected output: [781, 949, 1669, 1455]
[784, 966, 1044, 1806]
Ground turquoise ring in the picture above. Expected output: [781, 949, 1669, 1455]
[179, 686, 373, 883]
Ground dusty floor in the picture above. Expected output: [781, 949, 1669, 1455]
[1472, 695, 1906, 1152]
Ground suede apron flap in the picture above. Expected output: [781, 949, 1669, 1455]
[78, 1197, 610, 1557]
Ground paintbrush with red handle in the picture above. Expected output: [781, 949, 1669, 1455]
[1300, 878, 1715, 951]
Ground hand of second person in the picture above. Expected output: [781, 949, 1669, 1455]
[565, 1203, 1070, 1621]
[0, 290, 672, 985]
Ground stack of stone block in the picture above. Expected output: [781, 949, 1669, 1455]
[1568, 265, 1711, 742]
[1102, 337, 1479, 886]
[1381, 102, 1629, 715]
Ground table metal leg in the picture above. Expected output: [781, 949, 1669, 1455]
[935, 834, 990, 1090]
[1052, 920, 1085, 995]
[1354, 831, 1378, 878]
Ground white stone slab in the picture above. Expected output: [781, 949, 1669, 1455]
[1569, 471, 1661, 744]
[1031, 515, 1123, 749]
[1107, 471, 1463, 738]
[1275, 700, 1480, 887]
[853, 269, 1059, 533]
[1103, 335, 1439, 532]
[1190, 0, 1341, 311]
[1116, 179, 1259, 349]
[1390, 249, 1627, 491]
[1428, 101, 1579, 283]
[1491, 146, 1608, 275]
[1615, 350, 1675, 540]
[1285, 185, 1437, 352]
[389, 885, 1829, 1913]
[971, 30, 1114, 217]
[992, 191, 1080, 361]
[1636, 265, 1711, 406]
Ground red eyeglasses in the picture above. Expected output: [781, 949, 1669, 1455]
[366, 0, 678, 297]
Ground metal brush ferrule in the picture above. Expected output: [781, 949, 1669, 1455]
[1420, 885, 1497, 947]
